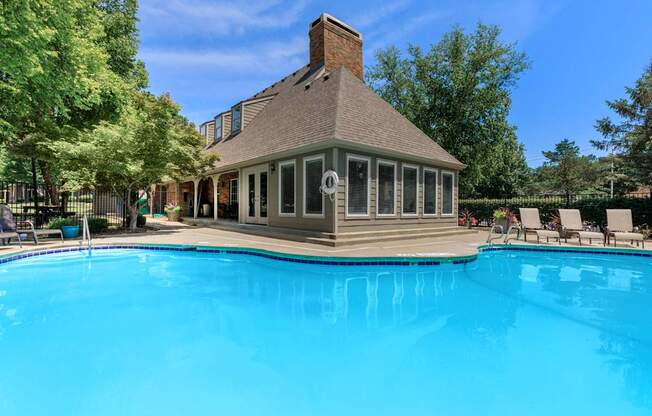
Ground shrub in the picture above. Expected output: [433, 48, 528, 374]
[460, 196, 652, 228]
[47, 217, 79, 229]
[127, 213, 147, 228]
[87, 218, 108, 233]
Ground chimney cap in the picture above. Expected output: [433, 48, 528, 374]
[310, 13, 362, 41]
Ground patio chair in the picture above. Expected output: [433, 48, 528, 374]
[518, 208, 561, 244]
[558, 209, 605, 246]
[606, 209, 645, 248]
[0, 204, 62, 245]
[0, 205, 23, 248]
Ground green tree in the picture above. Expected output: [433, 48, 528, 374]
[366, 23, 530, 197]
[53, 92, 217, 229]
[592, 62, 652, 187]
[534, 139, 600, 196]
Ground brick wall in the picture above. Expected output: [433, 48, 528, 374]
[309, 17, 363, 80]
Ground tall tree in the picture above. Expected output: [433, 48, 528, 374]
[535, 139, 600, 196]
[592, 62, 652, 187]
[53, 92, 216, 229]
[366, 23, 530, 197]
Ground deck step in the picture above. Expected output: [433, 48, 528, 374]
[307, 228, 477, 247]
[322, 226, 462, 240]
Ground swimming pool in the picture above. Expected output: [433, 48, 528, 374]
[0, 246, 651, 415]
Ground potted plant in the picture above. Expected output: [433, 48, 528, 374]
[493, 208, 515, 233]
[48, 217, 80, 239]
[459, 208, 476, 229]
[165, 203, 181, 222]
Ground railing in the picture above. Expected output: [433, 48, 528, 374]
[0, 182, 127, 229]
[81, 214, 92, 251]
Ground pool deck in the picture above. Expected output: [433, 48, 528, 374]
[0, 219, 649, 259]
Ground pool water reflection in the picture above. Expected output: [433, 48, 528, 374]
[0, 249, 651, 415]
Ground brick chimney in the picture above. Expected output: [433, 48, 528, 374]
[309, 14, 363, 80]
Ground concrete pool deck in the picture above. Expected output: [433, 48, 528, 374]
[0, 219, 649, 259]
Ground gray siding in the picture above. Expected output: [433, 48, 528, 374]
[335, 147, 459, 231]
[243, 98, 272, 129]
[266, 151, 335, 233]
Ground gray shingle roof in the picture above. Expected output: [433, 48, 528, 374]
[207, 66, 463, 170]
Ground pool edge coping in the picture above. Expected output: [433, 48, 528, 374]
[0, 241, 649, 267]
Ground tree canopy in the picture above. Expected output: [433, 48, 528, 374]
[366, 23, 530, 197]
[593, 62, 652, 187]
[532, 139, 600, 195]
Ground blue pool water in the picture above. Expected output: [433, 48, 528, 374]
[0, 248, 651, 415]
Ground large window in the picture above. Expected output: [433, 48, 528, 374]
[402, 164, 418, 216]
[303, 155, 324, 217]
[346, 155, 369, 216]
[214, 115, 222, 142]
[231, 104, 242, 134]
[441, 171, 454, 216]
[376, 160, 396, 216]
[229, 179, 238, 204]
[423, 168, 438, 216]
[279, 160, 295, 216]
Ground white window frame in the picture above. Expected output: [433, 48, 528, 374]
[231, 104, 243, 134]
[422, 167, 439, 217]
[229, 178, 238, 204]
[214, 115, 223, 142]
[376, 159, 397, 217]
[303, 154, 325, 218]
[441, 170, 455, 217]
[345, 154, 371, 218]
[278, 159, 296, 217]
[401, 163, 419, 217]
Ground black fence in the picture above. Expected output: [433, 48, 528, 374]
[460, 192, 652, 227]
[0, 182, 127, 229]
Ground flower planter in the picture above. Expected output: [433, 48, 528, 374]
[166, 211, 180, 222]
[61, 225, 80, 239]
[494, 218, 511, 233]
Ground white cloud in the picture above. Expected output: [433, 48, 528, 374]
[350, 0, 412, 28]
[139, 0, 309, 36]
[139, 36, 307, 72]
[365, 10, 449, 52]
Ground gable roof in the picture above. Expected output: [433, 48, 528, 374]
[206, 66, 463, 171]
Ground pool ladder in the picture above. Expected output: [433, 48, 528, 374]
[80, 214, 93, 252]
[486, 224, 521, 245]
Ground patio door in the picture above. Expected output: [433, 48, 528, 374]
[243, 164, 268, 225]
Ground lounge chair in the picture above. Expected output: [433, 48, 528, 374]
[0, 205, 23, 248]
[0, 204, 63, 245]
[518, 208, 561, 244]
[558, 209, 605, 246]
[606, 209, 645, 248]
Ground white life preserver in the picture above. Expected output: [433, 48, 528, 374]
[320, 170, 339, 196]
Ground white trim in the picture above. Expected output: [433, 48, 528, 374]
[303, 154, 325, 218]
[345, 154, 371, 218]
[278, 159, 296, 217]
[376, 159, 397, 217]
[401, 163, 419, 217]
[441, 170, 455, 217]
[422, 167, 439, 217]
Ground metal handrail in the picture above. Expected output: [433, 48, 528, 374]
[81, 214, 92, 251]
[486, 224, 504, 244]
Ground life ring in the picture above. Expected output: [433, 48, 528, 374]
[320, 170, 339, 195]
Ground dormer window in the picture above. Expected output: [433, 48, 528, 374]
[214, 115, 222, 143]
[231, 104, 242, 134]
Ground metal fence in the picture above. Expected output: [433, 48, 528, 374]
[460, 192, 651, 208]
[0, 182, 127, 229]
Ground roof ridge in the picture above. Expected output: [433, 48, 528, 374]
[331, 67, 347, 140]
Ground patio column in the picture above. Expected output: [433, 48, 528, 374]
[212, 174, 221, 221]
[193, 178, 200, 219]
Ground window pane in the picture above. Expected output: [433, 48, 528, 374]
[377, 163, 395, 215]
[305, 158, 323, 215]
[260, 172, 267, 217]
[424, 170, 437, 215]
[442, 173, 454, 214]
[280, 163, 295, 214]
[248, 174, 255, 217]
[402, 166, 417, 214]
[231, 105, 241, 133]
[230, 180, 238, 204]
[347, 159, 368, 215]
[214, 117, 222, 141]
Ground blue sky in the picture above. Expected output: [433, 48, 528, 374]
[137, 0, 652, 166]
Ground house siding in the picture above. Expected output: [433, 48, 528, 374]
[242, 98, 272, 129]
[335, 147, 458, 231]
